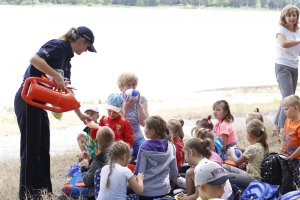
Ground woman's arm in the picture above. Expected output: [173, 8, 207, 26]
[128, 173, 144, 194]
[277, 33, 300, 48]
[30, 54, 65, 91]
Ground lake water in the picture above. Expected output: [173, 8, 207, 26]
[0, 6, 280, 108]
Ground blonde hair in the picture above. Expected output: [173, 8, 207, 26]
[106, 141, 130, 188]
[280, 5, 300, 31]
[246, 108, 264, 124]
[117, 72, 139, 91]
[281, 94, 300, 108]
[59, 27, 78, 41]
[96, 126, 115, 150]
[167, 119, 184, 140]
[246, 119, 269, 154]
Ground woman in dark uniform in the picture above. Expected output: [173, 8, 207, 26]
[14, 26, 97, 200]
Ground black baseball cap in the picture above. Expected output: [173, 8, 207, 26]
[77, 26, 97, 53]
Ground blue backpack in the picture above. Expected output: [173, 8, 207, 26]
[279, 190, 300, 200]
[240, 180, 280, 200]
[62, 171, 89, 198]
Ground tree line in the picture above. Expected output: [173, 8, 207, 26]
[1, 0, 300, 9]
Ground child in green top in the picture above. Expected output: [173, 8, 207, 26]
[77, 106, 100, 158]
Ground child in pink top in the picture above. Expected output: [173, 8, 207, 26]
[212, 100, 237, 160]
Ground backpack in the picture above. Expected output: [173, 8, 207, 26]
[279, 190, 300, 200]
[62, 171, 89, 198]
[240, 180, 279, 200]
[260, 152, 296, 194]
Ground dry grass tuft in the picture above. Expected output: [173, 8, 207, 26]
[0, 151, 78, 200]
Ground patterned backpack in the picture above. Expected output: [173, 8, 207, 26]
[260, 152, 296, 194]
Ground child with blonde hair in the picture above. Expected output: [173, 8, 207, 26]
[194, 159, 232, 200]
[167, 119, 185, 171]
[97, 141, 144, 200]
[224, 119, 269, 189]
[177, 138, 232, 200]
[212, 100, 238, 160]
[117, 72, 149, 162]
[134, 115, 178, 200]
[280, 94, 300, 186]
[82, 126, 115, 198]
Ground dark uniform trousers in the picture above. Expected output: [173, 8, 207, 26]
[14, 87, 52, 200]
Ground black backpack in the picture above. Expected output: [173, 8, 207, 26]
[260, 152, 296, 194]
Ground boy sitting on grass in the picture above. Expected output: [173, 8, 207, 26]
[82, 126, 115, 198]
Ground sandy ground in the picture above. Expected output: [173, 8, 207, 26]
[0, 87, 282, 160]
[0, 126, 82, 160]
[0, 121, 198, 160]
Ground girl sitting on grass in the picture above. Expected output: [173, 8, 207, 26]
[97, 141, 144, 200]
[134, 115, 178, 200]
[167, 118, 185, 171]
[191, 116, 223, 155]
[177, 138, 232, 200]
[212, 100, 238, 160]
[223, 119, 269, 190]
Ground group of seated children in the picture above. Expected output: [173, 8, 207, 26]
[65, 93, 300, 200]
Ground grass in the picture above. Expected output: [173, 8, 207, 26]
[0, 84, 285, 199]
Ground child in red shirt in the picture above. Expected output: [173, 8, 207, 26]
[167, 119, 184, 171]
[88, 93, 134, 148]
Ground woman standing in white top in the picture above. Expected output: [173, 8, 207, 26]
[274, 5, 300, 134]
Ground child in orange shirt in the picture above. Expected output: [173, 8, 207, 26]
[281, 94, 300, 186]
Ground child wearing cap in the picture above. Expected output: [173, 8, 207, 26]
[88, 93, 134, 148]
[77, 106, 100, 159]
[194, 159, 231, 200]
[176, 138, 232, 200]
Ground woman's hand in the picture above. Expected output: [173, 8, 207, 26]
[123, 100, 135, 113]
[52, 73, 65, 91]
